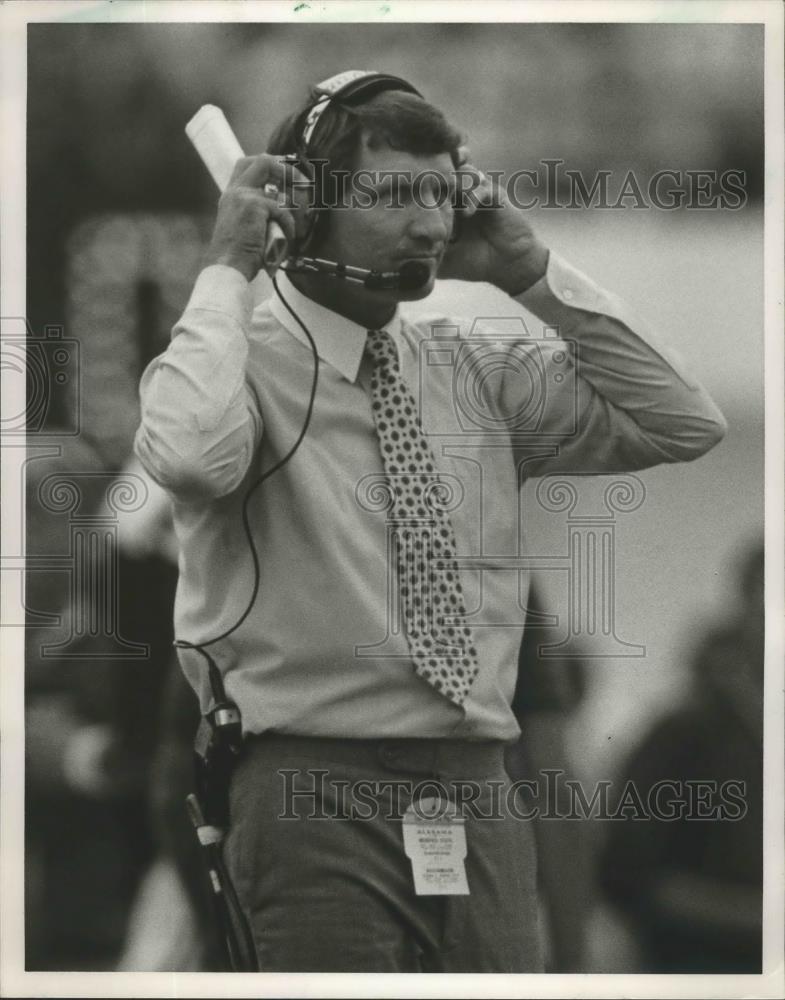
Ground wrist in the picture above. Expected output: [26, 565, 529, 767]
[203, 246, 257, 284]
[495, 242, 550, 297]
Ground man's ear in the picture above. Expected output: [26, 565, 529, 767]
[294, 205, 323, 254]
[285, 154, 321, 254]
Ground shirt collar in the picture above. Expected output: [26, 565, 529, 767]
[266, 270, 402, 383]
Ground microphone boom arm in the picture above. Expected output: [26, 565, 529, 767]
[283, 256, 430, 292]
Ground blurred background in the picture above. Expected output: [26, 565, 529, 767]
[22, 21, 764, 973]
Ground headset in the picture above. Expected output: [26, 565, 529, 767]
[275, 70, 461, 287]
[178, 71, 457, 969]
[281, 70, 423, 251]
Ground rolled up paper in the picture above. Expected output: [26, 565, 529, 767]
[185, 104, 288, 271]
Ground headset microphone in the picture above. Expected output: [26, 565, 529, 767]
[284, 256, 430, 292]
[370, 260, 431, 291]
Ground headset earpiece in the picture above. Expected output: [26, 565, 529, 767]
[288, 70, 423, 255]
[284, 152, 318, 252]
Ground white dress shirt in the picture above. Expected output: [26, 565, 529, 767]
[134, 253, 726, 741]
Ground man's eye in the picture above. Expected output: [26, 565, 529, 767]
[383, 181, 412, 206]
[416, 179, 453, 206]
[441, 180, 457, 205]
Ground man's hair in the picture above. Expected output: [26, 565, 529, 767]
[267, 88, 464, 244]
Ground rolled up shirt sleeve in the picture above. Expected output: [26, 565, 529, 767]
[134, 265, 263, 500]
[506, 252, 728, 477]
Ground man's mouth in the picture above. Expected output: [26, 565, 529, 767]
[397, 254, 439, 266]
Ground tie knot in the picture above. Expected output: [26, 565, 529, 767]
[366, 329, 399, 372]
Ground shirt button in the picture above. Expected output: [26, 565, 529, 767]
[562, 288, 574, 301]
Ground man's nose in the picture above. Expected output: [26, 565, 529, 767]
[406, 200, 451, 246]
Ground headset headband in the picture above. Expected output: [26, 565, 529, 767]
[300, 70, 422, 148]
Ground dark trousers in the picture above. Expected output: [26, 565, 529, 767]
[223, 734, 544, 972]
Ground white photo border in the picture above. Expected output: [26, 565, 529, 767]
[1, 2, 782, 997]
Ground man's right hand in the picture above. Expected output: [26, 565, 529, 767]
[204, 154, 304, 283]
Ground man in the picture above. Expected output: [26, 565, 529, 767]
[134, 71, 726, 972]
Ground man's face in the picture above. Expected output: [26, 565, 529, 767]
[312, 136, 456, 302]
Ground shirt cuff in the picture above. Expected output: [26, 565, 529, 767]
[517, 251, 628, 333]
[180, 264, 254, 332]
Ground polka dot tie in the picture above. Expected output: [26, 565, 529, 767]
[366, 329, 479, 707]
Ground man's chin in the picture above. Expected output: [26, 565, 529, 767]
[395, 279, 436, 303]
[392, 266, 438, 301]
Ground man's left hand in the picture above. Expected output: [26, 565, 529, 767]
[439, 148, 549, 295]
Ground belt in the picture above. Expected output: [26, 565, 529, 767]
[244, 732, 508, 779]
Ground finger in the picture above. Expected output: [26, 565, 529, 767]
[231, 153, 280, 189]
[455, 144, 472, 168]
[472, 168, 498, 208]
[229, 153, 285, 191]
[233, 154, 310, 195]
[277, 155, 310, 190]
[457, 162, 497, 215]
[264, 156, 312, 198]
[266, 202, 296, 246]
[216, 179, 296, 242]
[453, 162, 482, 217]
[265, 157, 314, 224]
[262, 180, 282, 206]
[259, 182, 303, 245]
[228, 155, 261, 187]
